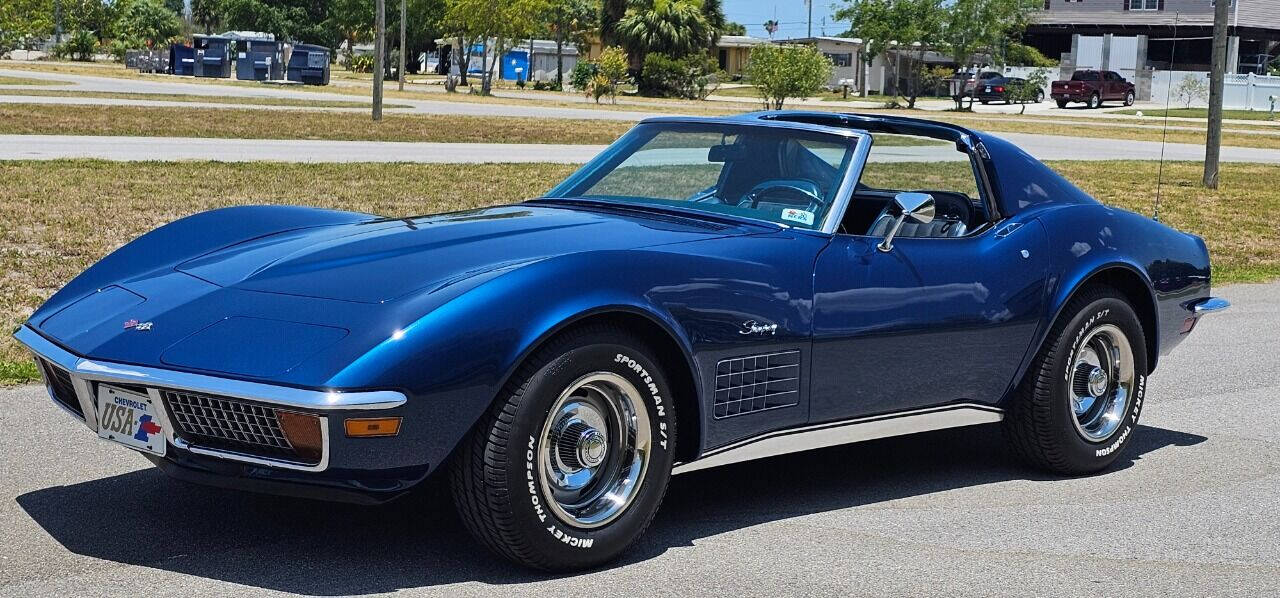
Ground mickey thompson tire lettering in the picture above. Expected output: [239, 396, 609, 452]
[451, 324, 676, 571]
[1002, 286, 1149, 475]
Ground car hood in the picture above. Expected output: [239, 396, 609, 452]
[177, 204, 741, 304]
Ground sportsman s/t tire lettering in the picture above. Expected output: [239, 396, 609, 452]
[450, 325, 676, 571]
[1004, 286, 1148, 475]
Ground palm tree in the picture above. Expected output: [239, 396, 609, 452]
[616, 0, 711, 62]
[701, 0, 726, 50]
[601, 0, 628, 46]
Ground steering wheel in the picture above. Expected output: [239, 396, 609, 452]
[741, 179, 824, 212]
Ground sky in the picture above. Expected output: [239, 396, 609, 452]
[723, 0, 847, 41]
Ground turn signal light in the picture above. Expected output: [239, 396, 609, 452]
[345, 417, 402, 438]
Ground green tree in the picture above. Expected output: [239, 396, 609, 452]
[1009, 66, 1048, 113]
[701, 0, 725, 50]
[444, 0, 548, 94]
[721, 21, 746, 36]
[600, 0, 625, 46]
[745, 43, 832, 109]
[0, 0, 54, 51]
[835, 0, 942, 101]
[112, 0, 183, 47]
[616, 0, 710, 64]
[191, 0, 220, 34]
[543, 0, 597, 87]
[588, 44, 627, 102]
[939, 0, 1039, 107]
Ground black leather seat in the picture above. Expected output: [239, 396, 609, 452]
[864, 190, 973, 238]
[867, 212, 968, 238]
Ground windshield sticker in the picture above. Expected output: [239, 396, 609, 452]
[781, 209, 815, 226]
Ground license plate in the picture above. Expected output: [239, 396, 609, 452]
[96, 385, 166, 456]
[985, 85, 991, 92]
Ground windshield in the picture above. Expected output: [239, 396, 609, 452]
[545, 122, 858, 229]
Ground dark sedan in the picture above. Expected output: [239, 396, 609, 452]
[976, 76, 1045, 104]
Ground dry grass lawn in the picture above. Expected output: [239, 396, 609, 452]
[2, 159, 1275, 385]
[0, 104, 633, 143]
[0, 88, 411, 108]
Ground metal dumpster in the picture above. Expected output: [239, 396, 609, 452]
[287, 44, 331, 85]
[169, 44, 194, 75]
[192, 35, 232, 78]
[235, 38, 286, 81]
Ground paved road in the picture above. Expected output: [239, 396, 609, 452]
[2, 281, 1277, 597]
[4, 131, 1279, 164]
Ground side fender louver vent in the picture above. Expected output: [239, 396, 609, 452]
[713, 350, 800, 419]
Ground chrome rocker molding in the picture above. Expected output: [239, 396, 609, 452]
[14, 326, 407, 411]
[672, 403, 1004, 475]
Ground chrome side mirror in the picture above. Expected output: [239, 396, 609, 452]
[877, 192, 935, 252]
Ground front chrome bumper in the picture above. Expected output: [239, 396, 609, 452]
[15, 325, 407, 472]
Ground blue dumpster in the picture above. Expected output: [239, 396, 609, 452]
[192, 35, 232, 78]
[169, 44, 194, 75]
[500, 49, 529, 81]
[286, 44, 331, 85]
[235, 38, 285, 81]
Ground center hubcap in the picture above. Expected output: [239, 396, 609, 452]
[1087, 366, 1109, 397]
[577, 429, 607, 468]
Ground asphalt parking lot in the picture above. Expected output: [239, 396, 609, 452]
[2, 281, 1277, 597]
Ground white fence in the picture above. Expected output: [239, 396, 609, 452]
[1150, 70, 1280, 111]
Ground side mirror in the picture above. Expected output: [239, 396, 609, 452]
[877, 192, 935, 252]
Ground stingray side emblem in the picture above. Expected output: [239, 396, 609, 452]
[739, 320, 778, 336]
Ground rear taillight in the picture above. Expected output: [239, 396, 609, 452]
[994, 86, 1004, 93]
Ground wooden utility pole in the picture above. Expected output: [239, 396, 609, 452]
[1203, 0, 1231, 188]
[398, 0, 406, 91]
[373, 0, 385, 121]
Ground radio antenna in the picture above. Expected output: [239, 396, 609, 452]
[1154, 12, 1180, 222]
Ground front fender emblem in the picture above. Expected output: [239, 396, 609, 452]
[739, 320, 778, 336]
[123, 319, 153, 331]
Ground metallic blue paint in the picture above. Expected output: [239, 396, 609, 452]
[16, 112, 1216, 503]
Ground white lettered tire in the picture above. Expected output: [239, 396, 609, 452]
[1004, 286, 1148, 474]
[450, 325, 675, 570]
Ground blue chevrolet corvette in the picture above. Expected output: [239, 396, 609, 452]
[17, 112, 1227, 570]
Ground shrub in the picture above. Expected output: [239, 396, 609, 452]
[639, 52, 721, 99]
[1006, 43, 1058, 67]
[1173, 74, 1208, 108]
[745, 43, 832, 109]
[348, 53, 375, 73]
[54, 30, 99, 62]
[569, 60, 597, 90]
[585, 46, 628, 104]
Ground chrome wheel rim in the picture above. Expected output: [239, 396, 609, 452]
[1069, 324, 1135, 442]
[537, 372, 651, 529]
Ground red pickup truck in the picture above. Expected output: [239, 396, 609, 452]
[1051, 70, 1135, 109]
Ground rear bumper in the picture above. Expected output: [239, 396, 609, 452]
[16, 325, 429, 503]
[1051, 93, 1087, 102]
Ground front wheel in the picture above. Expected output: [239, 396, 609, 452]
[1003, 286, 1148, 475]
[1124, 90, 1135, 106]
[1036, 90, 1045, 103]
[451, 325, 676, 571]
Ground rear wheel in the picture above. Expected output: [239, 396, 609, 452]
[1056, 98, 1069, 109]
[451, 325, 676, 571]
[1088, 92, 1101, 109]
[1003, 286, 1148, 474]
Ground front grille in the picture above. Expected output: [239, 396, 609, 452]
[37, 358, 83, 418]
[161, 390, 310, 463]
[713, 350, 801, 419]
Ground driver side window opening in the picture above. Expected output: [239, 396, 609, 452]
[839, 132, 987, 239]
[569, 124, 856, 230]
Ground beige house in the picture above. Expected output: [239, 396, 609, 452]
[583, 34, 770, 76]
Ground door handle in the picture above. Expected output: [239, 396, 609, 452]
[994, 222, 1022, 239]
